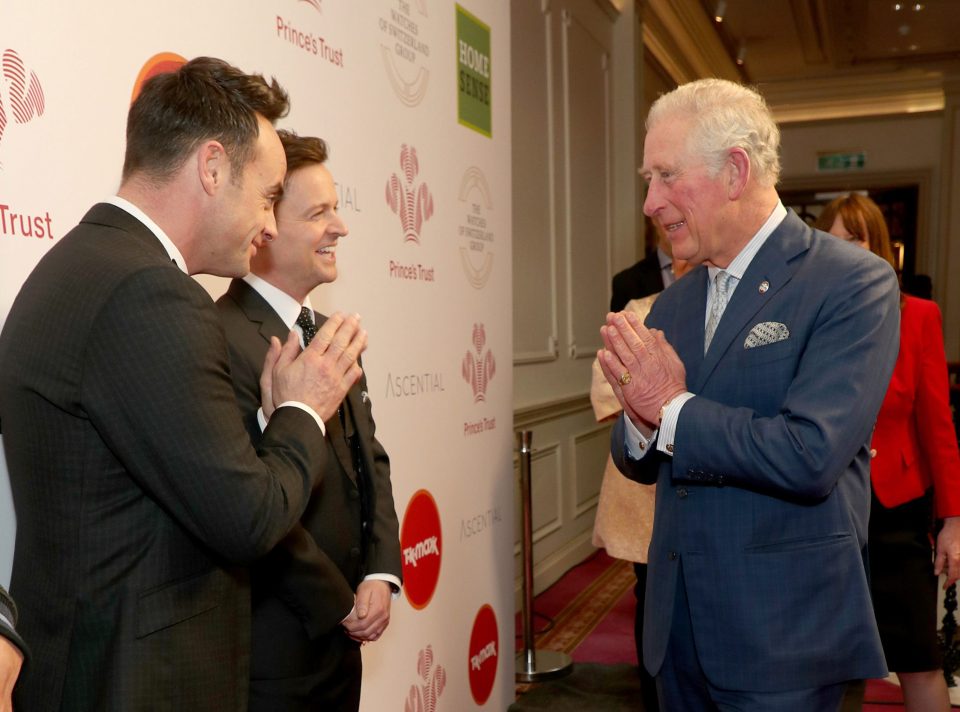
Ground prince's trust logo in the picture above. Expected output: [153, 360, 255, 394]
[0, 49, 54, 242]
[386, 144, 437, 283]
[0, 49, 45, 156]
[462, 323, 496, 436]
[462, 323, 495, 403]
[404, 645, 447, 712]
[386, 144, 434, 244]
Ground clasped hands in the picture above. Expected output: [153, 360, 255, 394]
[598, 311, 687, 434]
[260, 312, 367, 423]
[341, 579, 393, 645]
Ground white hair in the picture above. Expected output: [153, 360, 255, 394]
[647, 79, 781, 187]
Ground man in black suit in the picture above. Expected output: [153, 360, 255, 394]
[217, 131, 402, 711]
[610, 218, 676, 311]
[0, 57, 367, 711]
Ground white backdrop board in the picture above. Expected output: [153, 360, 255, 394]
[0, 1, 513, 708]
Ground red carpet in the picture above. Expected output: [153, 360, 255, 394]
[517, 550, 959, 709]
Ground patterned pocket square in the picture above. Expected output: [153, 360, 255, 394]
[744, 321, 790, 349]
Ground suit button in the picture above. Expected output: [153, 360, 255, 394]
[677, 487, 688, 498]
[350, 547, 361, 558]
[669, 551, 678, 561]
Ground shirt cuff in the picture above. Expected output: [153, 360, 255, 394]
[624, 415, 657, 459]
[656, 392, 696, 456]
[364, 573, 403, 600]
[258, 403, 326, 437]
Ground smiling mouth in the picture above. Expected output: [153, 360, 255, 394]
[664, 220, 686, 232]
[317, 246, 336, 256]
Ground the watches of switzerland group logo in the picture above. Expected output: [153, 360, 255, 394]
[400, 489, 442, 610]
[378, 0, 431, 107]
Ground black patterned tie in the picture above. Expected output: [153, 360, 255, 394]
[296, 307, 317, 346]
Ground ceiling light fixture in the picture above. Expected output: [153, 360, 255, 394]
[736, 40, 747, 65]
[715, 0, 726, 23]
[893, 2, 902, 10]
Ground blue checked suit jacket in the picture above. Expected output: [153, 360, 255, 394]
[613, 210, 900, 691]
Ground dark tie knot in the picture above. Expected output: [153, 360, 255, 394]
[296, 307, 317, 346]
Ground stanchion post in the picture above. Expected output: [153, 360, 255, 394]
[515, 430, 572, 683]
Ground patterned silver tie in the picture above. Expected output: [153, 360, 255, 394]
[704, 270, 734, 353]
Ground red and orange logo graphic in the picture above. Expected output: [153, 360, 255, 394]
[400, 489, 442, 610]
[130, 52, 187, 104]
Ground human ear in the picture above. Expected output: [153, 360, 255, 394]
[197, 140, 227, 196]
[726, 148, 750, 200]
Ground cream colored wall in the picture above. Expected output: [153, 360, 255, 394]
[511, 0, 641, 597]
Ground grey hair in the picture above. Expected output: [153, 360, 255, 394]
[646, 79, 781, 187]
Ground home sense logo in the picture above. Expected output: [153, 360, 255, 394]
[404, 644, 447, 712]
[400, 489, 442, 609]
[468, 604, 498, 705]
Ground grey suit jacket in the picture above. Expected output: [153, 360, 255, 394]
[612, 211, 900, 691]
[0, 204, 326, 711]
[216, 279, 401, 678]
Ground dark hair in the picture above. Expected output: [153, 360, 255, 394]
[122, 56, 289, 183]
[815, 193, 896, 269]
[277, 130, 328, 175]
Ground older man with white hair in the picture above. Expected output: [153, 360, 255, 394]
[599, 78, 901, 710]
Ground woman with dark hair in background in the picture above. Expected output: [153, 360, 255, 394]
[818, 193, 960, 711]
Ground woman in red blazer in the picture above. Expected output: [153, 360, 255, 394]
[818, 193, 960, 711]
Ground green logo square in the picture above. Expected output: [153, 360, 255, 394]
[456, 4, 492, 137]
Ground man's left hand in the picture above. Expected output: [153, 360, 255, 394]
[342, 580, 392, 643]
[935, 516, 960, 589]
[599, 311, 686, 428]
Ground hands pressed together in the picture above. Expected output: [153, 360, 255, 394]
[598, 311, 687, 432]
[260, 312, 367, 422]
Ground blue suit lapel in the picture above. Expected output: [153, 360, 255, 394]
[693, 211, 812, 392]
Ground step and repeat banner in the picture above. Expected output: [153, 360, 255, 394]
[0, 1, 513, 708]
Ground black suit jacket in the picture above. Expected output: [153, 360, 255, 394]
[610, 250, 666, 312]
[0, 204, 327, 711]
[216, 279, 401, 681]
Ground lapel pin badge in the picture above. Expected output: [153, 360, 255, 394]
[361, 391, 370, 404]
[758, 280, 770, 294]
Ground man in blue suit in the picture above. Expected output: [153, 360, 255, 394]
[598, 79, 900, 710]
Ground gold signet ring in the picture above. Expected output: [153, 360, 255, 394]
[618, 372, 632, 386]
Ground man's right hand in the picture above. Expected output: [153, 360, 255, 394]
[262, 312, 367, 422]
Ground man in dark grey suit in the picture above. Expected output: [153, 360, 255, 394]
[599, 79, 900, 711]
[217, 131, 401, 711]
[0, 57, 367, 711]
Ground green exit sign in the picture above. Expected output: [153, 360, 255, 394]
[817, 152, 866, 172]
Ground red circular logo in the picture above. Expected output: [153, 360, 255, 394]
[131, 52, 187, 104]
[400, 489, 442, 610]
[468, 603, 499, 705]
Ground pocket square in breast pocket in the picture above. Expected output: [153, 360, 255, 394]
[744, 321, 790, 349]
